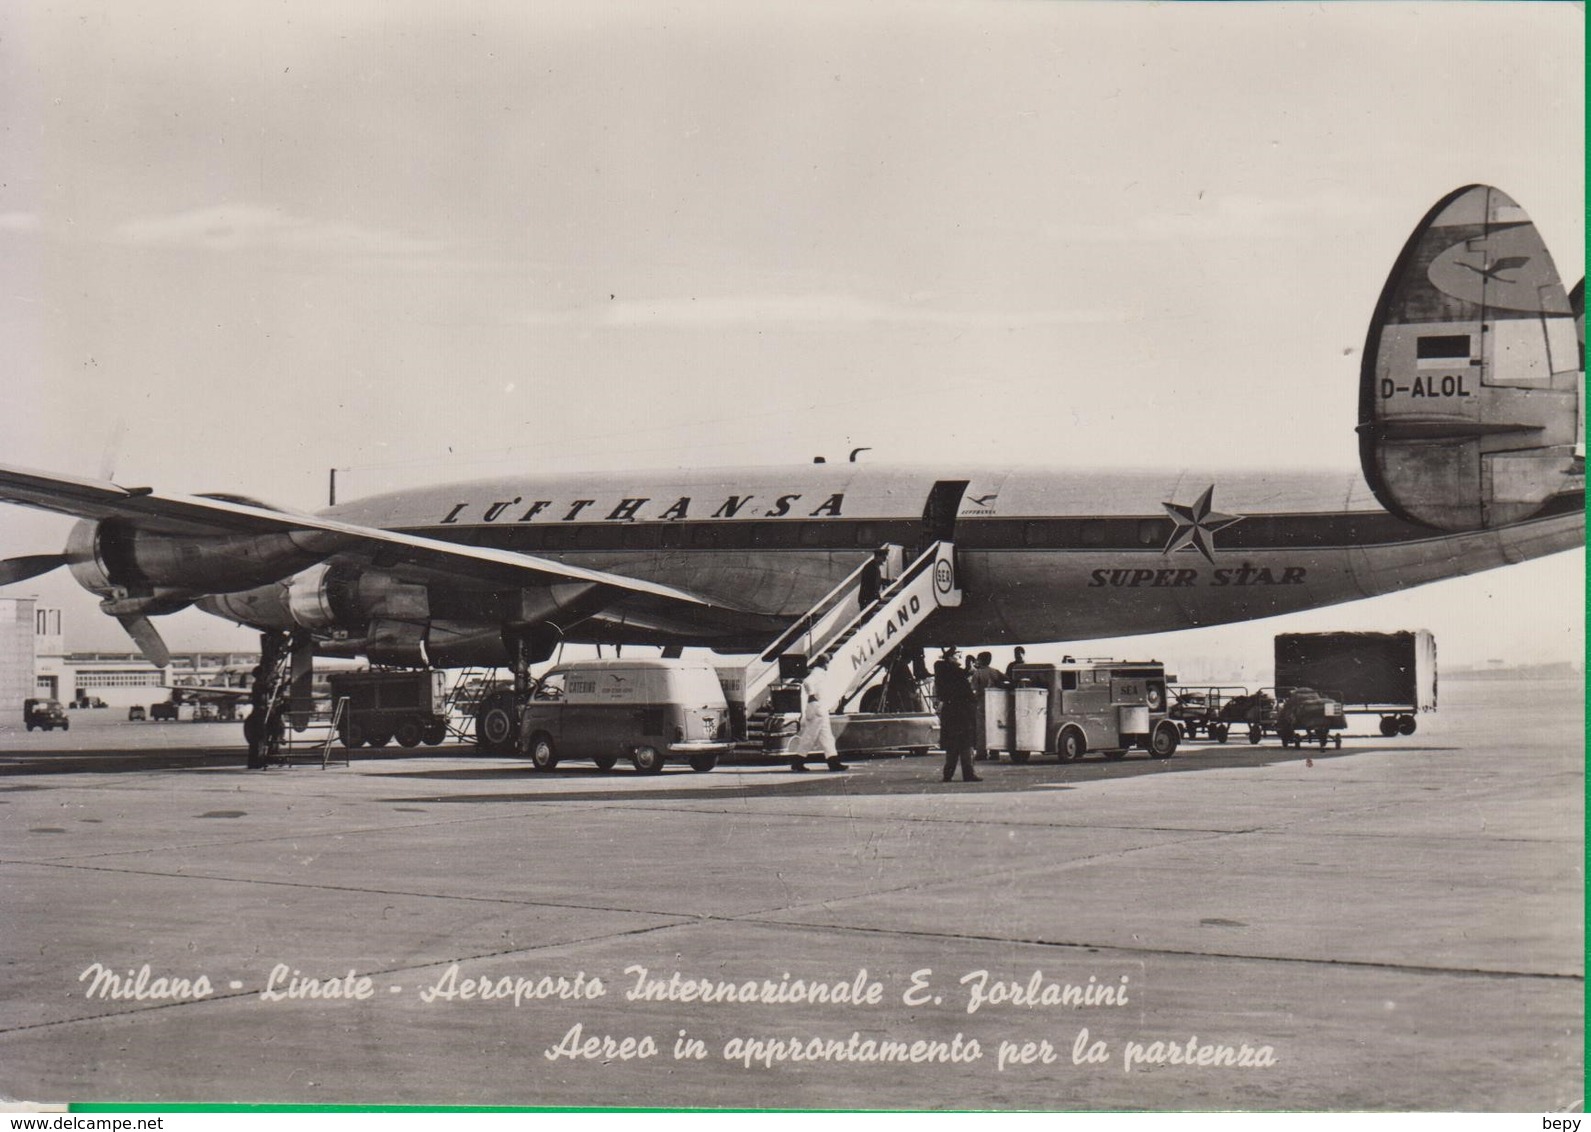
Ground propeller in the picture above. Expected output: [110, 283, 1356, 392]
[115, 613, 172, 669]
[0, 553, 68, 586]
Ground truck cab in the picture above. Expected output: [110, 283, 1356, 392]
[518, 658, 732, 774]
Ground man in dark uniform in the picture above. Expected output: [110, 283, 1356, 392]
[933, 647, 979, 783]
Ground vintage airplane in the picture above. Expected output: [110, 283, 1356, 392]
[0, 185, 1582, 726]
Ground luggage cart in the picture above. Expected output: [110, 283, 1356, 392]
[1170, 685, 1250, 742]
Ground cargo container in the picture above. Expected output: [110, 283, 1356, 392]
[1273, 630, 1436, 736]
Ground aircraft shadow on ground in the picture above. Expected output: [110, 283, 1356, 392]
[0, 740, 1458, 788]
[366, 740, 1458, 806]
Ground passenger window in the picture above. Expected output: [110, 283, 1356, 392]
[854, 523, 877, 546]
[1061, 672, 1078, 691]
[800, 523, 826, 546]
[543, 527, 573, 550]
[693, 526, 717, 547]
[534, 674, 565, 701]
[1138, 520, 1161, 546]
[1024, 521, 1047, 547]
[1081, 521, 1105, 547]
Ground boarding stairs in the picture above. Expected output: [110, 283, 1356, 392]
[441, 667, 505, 743]
[738, 542, 961, 747]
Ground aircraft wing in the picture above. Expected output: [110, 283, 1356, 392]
[0, 462, 723, 611]
[162, 685, 253, 701]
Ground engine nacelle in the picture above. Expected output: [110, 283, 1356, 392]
[197, 562, 431, 636]
[65, 518, 326, 602]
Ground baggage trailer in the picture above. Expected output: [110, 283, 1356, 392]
[1169, 685, 1251, 742]
[1274, 631, 1436, 736]
[328, 669, 450, 750]
[1003, 660, 1179, 762]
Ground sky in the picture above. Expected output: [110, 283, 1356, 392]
[0, 0, 1582, 669]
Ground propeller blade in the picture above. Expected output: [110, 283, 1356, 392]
[0, 553, 68, 586]
[116, 614, 172, 669]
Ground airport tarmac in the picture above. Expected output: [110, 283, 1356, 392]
[0, 678, 1581, 1111]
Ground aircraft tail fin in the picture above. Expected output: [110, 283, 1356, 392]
[1358, 184, 1584, 530]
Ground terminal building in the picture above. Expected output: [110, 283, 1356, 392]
[0, 597, 258, 714]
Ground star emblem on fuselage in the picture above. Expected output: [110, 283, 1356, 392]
[1161, 485, 1242, 563]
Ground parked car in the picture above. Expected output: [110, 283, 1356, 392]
[23, 698, 69, 732]
[127, 705, 147, 721]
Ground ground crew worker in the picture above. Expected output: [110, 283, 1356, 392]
[969, 650, 1003, 761]
[789, 662, 848, 773]
[933, 647, 979, 783]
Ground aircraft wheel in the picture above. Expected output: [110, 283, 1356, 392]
[632, 745, 665, 774]
[1149, 721, 1179, 759]
[1397, 715, 1417, 735]
[688, 752, 718, 772]
[1009, 750, 1030, 764]
[1055, 727, 1086, 763]
[339, 718, 365, 749]
[476, 693, 518, 754]
[366, 730, 392, 749]
[1247, 724, 1263, 745]
[422, 721, 447, 746]
[394, 720, 424, 749]
[528, 732, 558, 771]
[593, 753, 618, 771]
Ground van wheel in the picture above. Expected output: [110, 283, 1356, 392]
[394, 720, 424, 749]
[366, 730, 392, 749]
[688, 753, 718, 772]
[632, 745, 665, 774]
[1056, 727, 1086, 763]
[339, 719, 365, 749]
[528, 732, 558, 771]
[422, 721, 447, 746]
[593, 753, 618, 771]
[1149, 721, 1179, 759]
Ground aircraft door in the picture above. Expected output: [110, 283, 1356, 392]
[922, 480, 969, 545]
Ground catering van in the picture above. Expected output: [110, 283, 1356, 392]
[518, 658, 732, 774]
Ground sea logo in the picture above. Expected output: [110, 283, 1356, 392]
[934, 558, 955, 595]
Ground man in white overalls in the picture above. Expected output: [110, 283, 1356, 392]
[789, 660, 848, 773]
